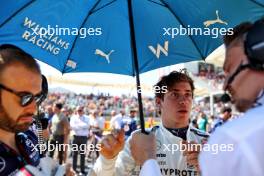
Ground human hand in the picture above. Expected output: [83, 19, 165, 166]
[100, 129, 125, 159]
[129, 131, 156, 165]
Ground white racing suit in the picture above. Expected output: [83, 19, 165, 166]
[90, 124, 209, 176]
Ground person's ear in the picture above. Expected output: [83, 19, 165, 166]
[155, 97, 163, 115]
[155, 97, 162, 108]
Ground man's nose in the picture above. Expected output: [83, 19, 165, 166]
[178, 96, 187, 104]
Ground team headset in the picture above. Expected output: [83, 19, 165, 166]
[15, 75, 48, 166]
[221, 18, 264, 103]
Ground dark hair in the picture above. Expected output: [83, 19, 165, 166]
[221, 107, 232, 114]
[0, 44, 41, 81]
[223, 22, 253, 47]
[155, 69, 195, 99]
[55, 103, 63, 110]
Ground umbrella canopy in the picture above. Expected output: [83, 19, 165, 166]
[1, 0, 263, 75]
[1, 0, 263, 132]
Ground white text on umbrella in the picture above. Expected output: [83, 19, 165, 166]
[148, 41, 169, 59]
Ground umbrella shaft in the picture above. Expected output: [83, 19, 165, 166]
[127, 0, 146, 134]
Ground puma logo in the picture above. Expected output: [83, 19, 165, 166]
[203, 10, 228, 27]
[95, 49, 114, 64]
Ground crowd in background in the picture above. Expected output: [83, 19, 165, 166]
[41, 93, 156, 121]
[40, 92, 238, 132]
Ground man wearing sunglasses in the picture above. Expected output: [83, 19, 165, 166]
[0, 44, 75, 176]
[0, 44, 45, 175]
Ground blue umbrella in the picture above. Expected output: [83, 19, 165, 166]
[0, 0, 263, 133]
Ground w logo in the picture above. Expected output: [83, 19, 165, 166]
[148, 41, 169, 59]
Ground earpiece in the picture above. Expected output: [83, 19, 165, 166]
[244, 18, 264, 71]
[39, 74, 48, 103]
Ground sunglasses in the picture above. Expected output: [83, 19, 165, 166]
[0, 83, 44, 107]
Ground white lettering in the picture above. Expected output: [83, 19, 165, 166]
[148, 41, 169, 59]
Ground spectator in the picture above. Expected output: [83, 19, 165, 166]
[110, 109, 126, 130]
[121, 108, 138, 139]
[70, 106, 90, 175]
[49, 103, 70, 164]
[210, 107, 232, 133]
[197, 111, 209, 132]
